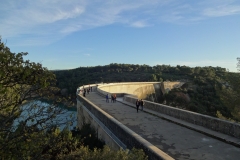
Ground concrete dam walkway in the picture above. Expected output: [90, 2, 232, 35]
[84, 91, 240, 160]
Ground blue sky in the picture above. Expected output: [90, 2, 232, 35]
[1, 0, 240, 72]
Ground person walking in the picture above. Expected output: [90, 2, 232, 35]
[140, 99, 144, 111]
[87, 88, 89, 94]
[111, 94, 114, 103]
[114, 94, 117, 102]
[106, 94, 109, 103]
[136, 99, 140, 113]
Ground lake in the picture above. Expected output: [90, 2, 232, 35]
[13, 100, 77, 131]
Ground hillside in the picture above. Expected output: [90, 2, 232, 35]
[53, 63, 240, 121]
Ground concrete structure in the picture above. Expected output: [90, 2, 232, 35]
[162, 81, 185, 94]
[77, 95, 126, 150]
[77, 95, 173, 160]
[97, 82, 184, 103]
[124, 96, 240, 139]
[76, 82, 240, 160]
[96, 82, 240, 139]
[97, 82, 162, 102]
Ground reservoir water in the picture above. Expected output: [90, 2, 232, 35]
[13, 100, 77, 131]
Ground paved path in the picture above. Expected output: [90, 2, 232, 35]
[85, 92, 240, 160]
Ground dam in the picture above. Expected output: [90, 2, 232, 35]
[76, 82, 240, 160]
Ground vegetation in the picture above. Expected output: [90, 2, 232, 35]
[1, 35, 238, 158]
[58, 146, 147, 160]
[54, 64, 240, 121]
[0, 39, 147, 159]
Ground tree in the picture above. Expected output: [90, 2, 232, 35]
[0, 38, 148, 159]
[0, 38, 75, 159]
[151, 74, 157, 81]
[58, 146, 147, 160]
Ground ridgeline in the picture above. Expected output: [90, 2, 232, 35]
[53, 63, 240, 122]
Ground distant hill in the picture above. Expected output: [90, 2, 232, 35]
[53, 63, 240, 121]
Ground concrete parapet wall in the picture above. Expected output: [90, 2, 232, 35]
[97, 82, 161, 101]
[97, 86, 129, 98]
[97, 82, 184, 102]
[77, 99, 125, 150]
[77, 95, 174, 160]
[124, 95, 240, 139]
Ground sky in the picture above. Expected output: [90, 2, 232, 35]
[0, 0, 240, 72]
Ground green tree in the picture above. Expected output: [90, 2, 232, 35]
[151, 74, 158, 81]
[58, 146, 147, 160]
[0, 38, 148, 159]
[0, 38, 76, 158]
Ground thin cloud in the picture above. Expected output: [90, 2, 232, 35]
[130, 20, 150, 28]
[159, 1, 240, 23]
[1, 0, 240, 46]
[61, 24, 82, 34]
[84, 53, 90, 56]
[202, 5, 240, 17]
[0, 0, 173, 41]
[0, 1, 86, 36]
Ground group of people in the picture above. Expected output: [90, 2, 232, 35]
[136, 99, 144, 112]
[80, 85, 92, 97]
[105, 93, 145, 113]
[106, 94, 117, 103]
[79, 86, 145, 113]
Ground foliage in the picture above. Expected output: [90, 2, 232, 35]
[58, 146, 148, 160]
[53, 64, 154, 97]
[216, 72, 240, 121]
[0, 39, 148, 159]
[72, 124, 105, 150]
[54, 64, 240, 121]
[0, 38, 76, 159]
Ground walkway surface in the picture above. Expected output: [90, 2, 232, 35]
[84, 92, 240, 160]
